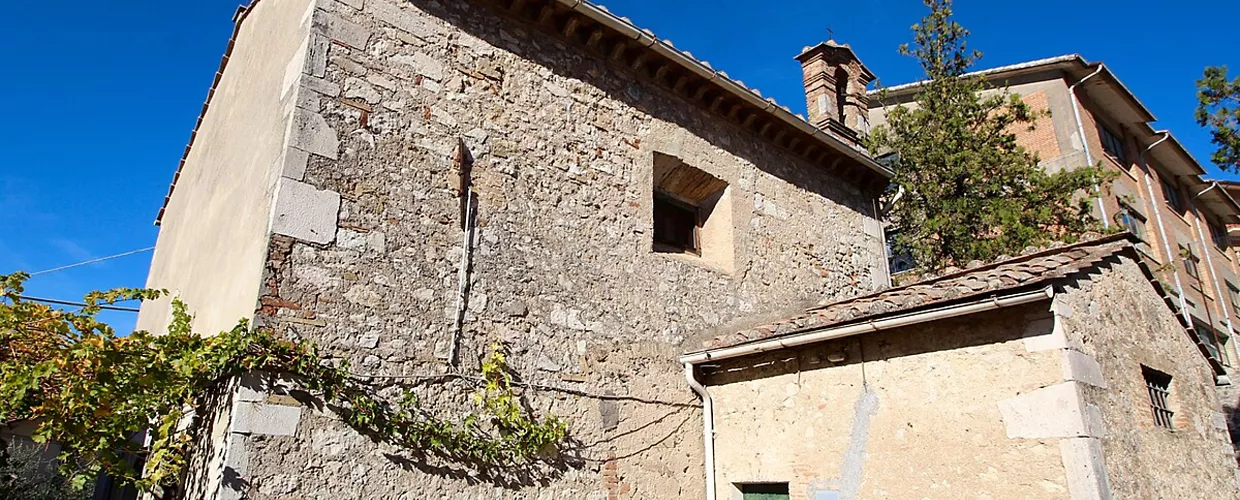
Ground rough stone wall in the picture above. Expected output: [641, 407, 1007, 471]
[1057, 254, 1240, 499]
[704, 303, 1076, 500]
[217, 0, 887, 498]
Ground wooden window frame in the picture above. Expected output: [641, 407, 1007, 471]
[1117, 208, 1146, 241]
[1162, 179, 1186, 214]
[653, 192, 703, 256]
[1099, 125, 1127, 164]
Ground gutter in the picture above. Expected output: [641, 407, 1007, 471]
[1140, 131, 1190, 321]
[1192, 183, 1236, 360]
[1068, 64, 1108, 229]
[552, 0, 893, 180]
[680, 286, 1054, 365]
[872, 54, 1083, 97]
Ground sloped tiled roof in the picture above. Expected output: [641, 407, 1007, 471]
[692, 234, 1134, 353]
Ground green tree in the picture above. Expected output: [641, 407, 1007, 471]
[1196, 66, 1240, 172]
[869, 0, 1109, 270]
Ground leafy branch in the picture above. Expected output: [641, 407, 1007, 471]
[0, 272, 566, 493]
[1196, 65, 1240, 172]
[869, 0, 1111, 271]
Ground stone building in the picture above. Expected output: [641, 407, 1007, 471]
[137, 0, 890, 498]
[684, 235, 1240, 499]
[139, 0, 1240, 496]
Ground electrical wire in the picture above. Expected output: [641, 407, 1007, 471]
[28, 247, 155, 277]
[14, 295, 141, 312]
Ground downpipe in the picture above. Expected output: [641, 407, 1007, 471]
[683, 363, 716, 500]
[1139, 131, 1189, 321]
[1069, 64, 1108, 229]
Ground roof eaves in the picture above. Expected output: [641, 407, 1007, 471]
[680, 285, 1054, 363]
[870, 55, 1159, 124]
[557, 0, 892, 179]
[156, 0, 893, 225]
[869, 54, 1083, 96]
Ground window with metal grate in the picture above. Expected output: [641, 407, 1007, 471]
[1142, 365, 1174, 429]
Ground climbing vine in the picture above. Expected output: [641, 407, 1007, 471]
[0, 272, 567, 493]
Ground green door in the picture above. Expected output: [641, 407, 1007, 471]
[740, 483, 790, 500]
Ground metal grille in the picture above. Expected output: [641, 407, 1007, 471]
[1143, 366, 1174, 429]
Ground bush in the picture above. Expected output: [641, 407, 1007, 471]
[0, 439, 94, 500]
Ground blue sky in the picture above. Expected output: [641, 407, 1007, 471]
[2, 0, 1237, 332]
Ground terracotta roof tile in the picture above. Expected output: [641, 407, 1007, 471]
[690, 234, 1134, 354]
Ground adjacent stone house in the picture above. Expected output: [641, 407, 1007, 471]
[138, 0, 890, 498]
[684, 235, 1240, 499]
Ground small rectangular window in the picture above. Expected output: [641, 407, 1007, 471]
[1117, 208, 1146, 241]
[653, 194, 700, 254]
[1196, 320, 1222, 362]
[1162, 179, 1185, 214]
[1210, 220, 1229, 249]
[1142, 365, 1173, 429]
[1181, 245, 1200, 280]
[1228, 283, 1240, 319]
[651, 153, 733, 271]
[1100, 126, 1126, 163]
[738, 483, 790, 500]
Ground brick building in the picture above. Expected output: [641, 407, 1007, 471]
[871, 56, 1240, 383]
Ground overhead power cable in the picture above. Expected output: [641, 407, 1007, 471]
[15, 295, 141, 313]
[28, 247, 155, 277]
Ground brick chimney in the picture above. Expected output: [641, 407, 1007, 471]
[795, 41, 876, 141]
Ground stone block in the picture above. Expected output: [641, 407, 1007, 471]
[365, 0, 438, 40]
[1059, 437, 1113, 500]
[392, 52, 444, 81]
[313, 12, 371, 49]
[306, 35, 329, 78]
[271, 178, 341, 245]
[231, 402, 302, 437]
[1022, 317, 1067, 352]
[998, 382, 1104, 439]
[298, 74, 342, 98]
[1062, 350, 1107, 388]
[278, 147, 310, 181]
[287, 109, 340, 159]
[236, 373, 268, 403]
[599, 398, 619, 431]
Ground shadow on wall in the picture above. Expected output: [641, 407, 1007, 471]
[1221, 393, 1240, 465]
[419, 0, 870, 216]
[210, 371, 697, 491]
[702, 301, 1054, 387]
